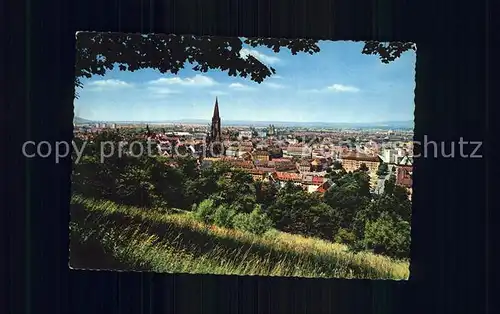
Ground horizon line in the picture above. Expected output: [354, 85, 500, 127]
[75, 117, 414, 125]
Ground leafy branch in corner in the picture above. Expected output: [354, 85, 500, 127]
[362, 41, 416, 64]
[74, 32, 415, 98]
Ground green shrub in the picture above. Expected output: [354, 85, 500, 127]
[233, 205, 273, 235]
[213, 205, 237, 228]
[194, 199, 217, 224]
[363, 213, 410, 259]
[232, 213, 250, 231]
[236, 194, 257, 213]
[248, 209, 273, 235]
[150, 194, 169, 212]
[334, 228, 357, 246]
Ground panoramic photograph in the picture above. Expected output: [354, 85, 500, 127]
[70, 32, 416, 280]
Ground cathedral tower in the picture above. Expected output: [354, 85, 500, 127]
[206, 97, 224, 157]
[210, 97, 222, 142]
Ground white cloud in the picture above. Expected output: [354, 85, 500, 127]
[147, 74, 217, 87]
[86, 79, 134, 90]
[264, 82, 286, 89]
[227, 81, 285, 91]
[326, 84, 360, 92]
[239, 48, 280, 65]
[302, 84, 360, 93]
[228, 83, 255, 91]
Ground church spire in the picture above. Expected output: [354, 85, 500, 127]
[213, 97, 220, 119]
[209, 97, 223, 157]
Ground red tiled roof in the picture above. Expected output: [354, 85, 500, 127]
[269, 158, 290, 163]
[273, 171, 302, 181]
[269, 160, 294, 166]
[316, 180, 332, 193]
[245, 169, 265, 175]
[254, 160, 269, 166]
[228, 160, 255, 169]
[312, 176, 324, 184]
[256, 167, 276, 172]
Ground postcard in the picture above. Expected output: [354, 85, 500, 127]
[70, 32, 415, 280]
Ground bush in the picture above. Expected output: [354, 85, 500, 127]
[213, 205, 237, 228]
[334, 228, 357, 246]
[363, 213, 410, 259]
[233, 205, 273, 235]
[150, 194, 169, 212]
[194, 199, 217, 224]
[236, 194, 257, 213]
[232, 213, 250, 232]
[247, 207, 273, 235]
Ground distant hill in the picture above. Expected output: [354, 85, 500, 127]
[74, 116, 94, 124]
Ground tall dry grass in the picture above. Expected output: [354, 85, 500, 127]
[70, 195, 409, 279]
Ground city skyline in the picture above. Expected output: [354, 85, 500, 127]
[75, 39, 416, 124]
[74, 114, 414, 128]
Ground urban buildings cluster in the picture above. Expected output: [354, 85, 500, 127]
[74, 98, 413, 197]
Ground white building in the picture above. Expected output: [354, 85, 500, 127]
[306, 184, 320, 193]
[225, 147, 250, 158]
[379, 148, 394, 163]
[174, 132, 191, 137]
[239, 131, 253, 140]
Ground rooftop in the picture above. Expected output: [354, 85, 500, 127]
[298, 159, 312, 166]
[273, 172, 302, 181]
[254, 150, 270, 155]
[341, 152, 380, 162]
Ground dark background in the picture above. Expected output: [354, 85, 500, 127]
[3, 0, 494, 313]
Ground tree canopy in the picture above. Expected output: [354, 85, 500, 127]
[74, 32, 415, 97]
[72, 131, 411, 258]
[376, 162, 389, 176]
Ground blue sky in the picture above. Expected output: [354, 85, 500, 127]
[75, 39, 416, 123]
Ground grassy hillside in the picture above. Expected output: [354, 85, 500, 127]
[70, 195, 409, 279]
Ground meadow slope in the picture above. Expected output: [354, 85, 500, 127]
[70, 195, 409, 280]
